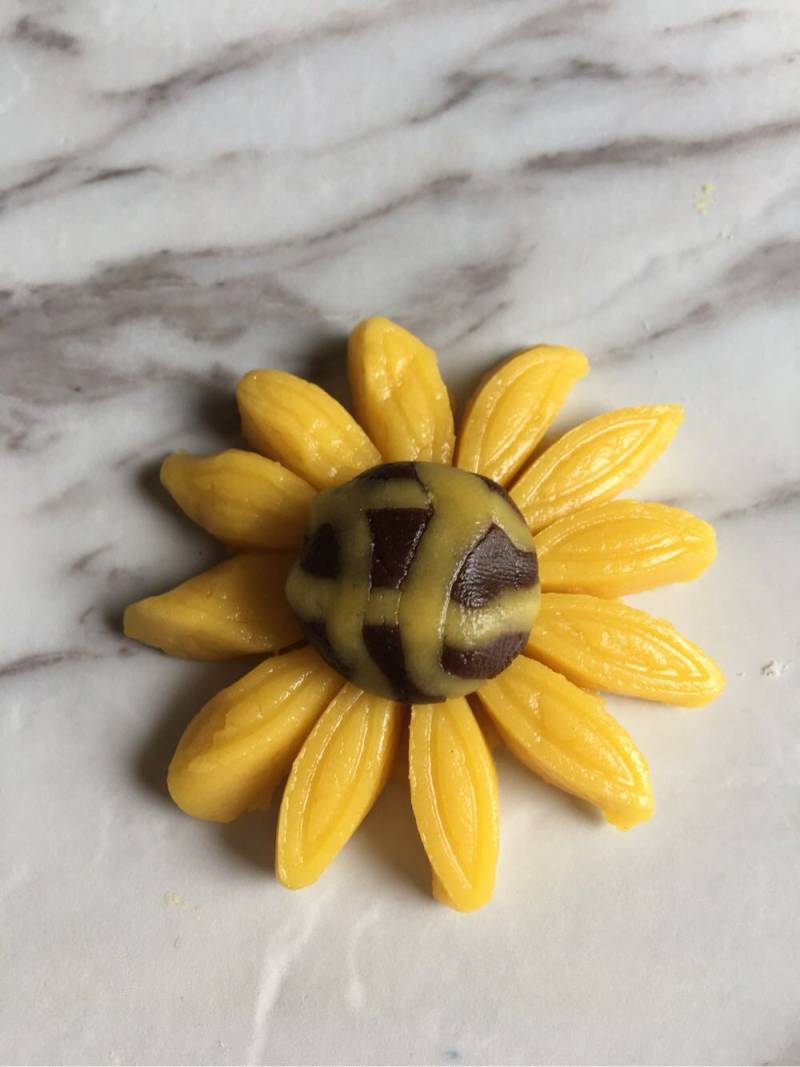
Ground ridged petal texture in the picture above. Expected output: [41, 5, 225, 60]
[527, 594, 725, 706]
[348, 316, 455, 463]
[276, 684, 403, 888]
[123, 552, 302, 659]
[161, 449, 315, 549]
[168, 647, 344, 822]
[237, 369, 380, 489]
[535, 500, 717, 596]
[409, 698, 499, 911]
[477, 657, 653, 830]
[512, 405, 683, 531]
[456, 346, 588, 485]
[120, 316, 728, 913]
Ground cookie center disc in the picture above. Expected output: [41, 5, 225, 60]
[285, 462, 540, 702]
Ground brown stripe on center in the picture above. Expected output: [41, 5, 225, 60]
[441, 631, 529, 679]
[362, 623, 440, 703]
[450, 523, 538, 609]
[367, 506, 432, 589]
[299, 522, 340, 578]
[301, 619, 353, 679]
[357, 461, 422, 483]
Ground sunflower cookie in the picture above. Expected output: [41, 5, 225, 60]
[125, 317, 724, 911]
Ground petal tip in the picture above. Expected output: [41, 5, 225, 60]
[274, 853, 315, 891]
[166, 750, 255, 824]
[693, 518, 718, 572]
[515, 343, 589, 373]
[432, 872, 494, 912]
[234, 368, 262, 402]
[349, 315, 396, 340]
[122, 599, 150, 646]
[605, 796, 654, 831]
[689, 661, 727, 707]
[664, 402, 685, 424]
[159, 450, 187, 496]
[159, 451, 177, 484]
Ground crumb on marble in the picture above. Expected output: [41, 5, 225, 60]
[761, 660, 784, 678]
[693, 182, 715, 216]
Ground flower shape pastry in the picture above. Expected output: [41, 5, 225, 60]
[125, 317, 724, 911]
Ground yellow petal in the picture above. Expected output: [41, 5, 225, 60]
[347, 313, 454, 460]
[161, 449, 315, 550]
[409, 699, 499, 911]
[535, 500, 717, 597]
[512, 405, 684, 532]
[237, 369, 381, 489]
[168, 647, 344, 822]
[477, 657, 652, 829]
[348, 316, 455, 463]
[527, 594, 726, 707]
[456, 346, 589, 486]
[123, 551, 302, 659]
[391, 700, 501, 788]
[276, 684, 403, 888]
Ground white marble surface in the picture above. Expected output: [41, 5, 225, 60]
[2, 2, 800, 1064]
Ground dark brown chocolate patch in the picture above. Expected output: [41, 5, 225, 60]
[301, 619, 352, 678]
[299, 522, 340, 578]
[358, 462, 422, 483]
[450, 524, 538, 609]
[441, 631, 529, 679]
[367, 506, 432, 589]
[362, 623, 439, 703]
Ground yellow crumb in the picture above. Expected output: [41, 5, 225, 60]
[693, 182, 715, 216]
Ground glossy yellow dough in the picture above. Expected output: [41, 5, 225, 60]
[409, 698, 499, 911]
[348, 316, 455, 464]
[161, 449, 315, 550]
[277, 684, 403, 888]
[123, 551, 302, 659]
[456, 345, 589, 485]
[512, 405, 684, 532]
[237, 369, 380, 489]
[168, 647, 343, 822]
[527, 594, 725, 706]
[535, 500, 717, 596]
[478, 657, 653, 830]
